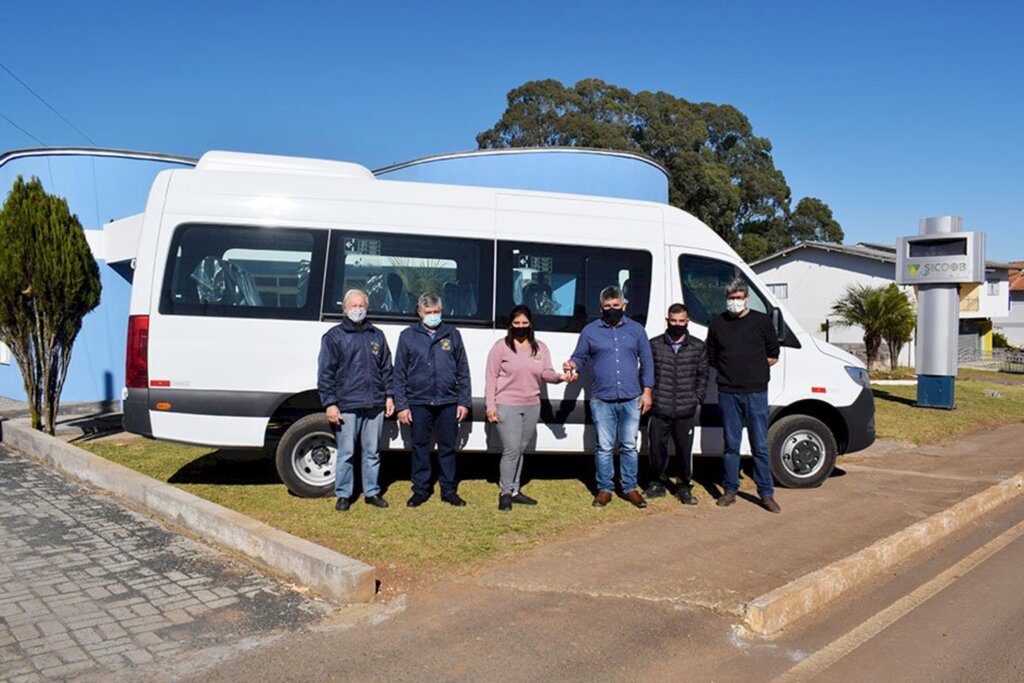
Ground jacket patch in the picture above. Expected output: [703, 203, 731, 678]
[440, 339, 452, 351]
[370, 341, 381, 356]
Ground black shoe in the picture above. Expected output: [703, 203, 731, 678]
[642, 481, 668, 499]
[364, 495, 389, 509]
[761, 496, 781, 514]
[675, 487, 698, 506]
[442, 493, 467, 507]
[334, 497, 350, 512]
[716, 491, 737, 507]
[498, 494, 513, 511]
[406, 492, 430, 508]
[510, 492, 538, 506]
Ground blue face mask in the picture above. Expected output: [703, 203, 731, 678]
[422, 313, 442, 328]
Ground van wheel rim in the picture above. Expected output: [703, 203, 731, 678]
[291, 432, 336, 488]
[781, 430, 826, 478]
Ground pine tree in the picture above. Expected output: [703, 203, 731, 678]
[0, 176, 101, 433]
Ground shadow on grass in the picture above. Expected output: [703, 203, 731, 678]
[872, 389, 917, 407]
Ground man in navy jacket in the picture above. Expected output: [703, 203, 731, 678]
[317, 289, 394, 511]
[394, 292, 472, 507]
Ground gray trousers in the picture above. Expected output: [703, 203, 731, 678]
[495, 403, 541, 495]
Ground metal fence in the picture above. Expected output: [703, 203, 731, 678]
[1001, 350, 1024, 374]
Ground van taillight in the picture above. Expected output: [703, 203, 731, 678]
[126, 315, 149, 388]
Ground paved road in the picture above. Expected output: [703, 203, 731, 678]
[0, 444, 330, 682]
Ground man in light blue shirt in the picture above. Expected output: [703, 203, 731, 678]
[565, 285, 654, 508]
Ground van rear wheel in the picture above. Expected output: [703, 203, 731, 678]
[768, 415, 837, 489]
[275, 413, 337, 498]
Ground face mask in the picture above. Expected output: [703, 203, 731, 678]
[667, 324, 688, 338]
[422, 313, 442, 328]
[601, 308, 624, 324]
[511, 327, 530, 339]
[346, 308, 367, 324]
[726, 299, 747, 315]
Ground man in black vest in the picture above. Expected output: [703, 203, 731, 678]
[645, 303, 708, 505]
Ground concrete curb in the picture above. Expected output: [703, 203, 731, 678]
[0, 419, 376, 605]
[743, 470, 1024, 636]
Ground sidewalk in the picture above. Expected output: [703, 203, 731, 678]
[192, 424, 1024, 682]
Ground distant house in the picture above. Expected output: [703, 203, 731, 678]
[751, 241, 1012, 365]
[999, 262, 1024, 347]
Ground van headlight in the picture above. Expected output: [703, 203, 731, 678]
[845, 366, 870, 389]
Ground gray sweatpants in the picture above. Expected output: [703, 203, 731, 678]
[496, 403, 541, 495]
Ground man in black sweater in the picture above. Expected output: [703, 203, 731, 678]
[645, 303, 708, 505]
[705, 279, 782, 513]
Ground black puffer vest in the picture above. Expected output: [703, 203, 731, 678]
[649, 333, 709, 419]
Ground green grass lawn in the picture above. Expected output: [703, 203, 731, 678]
[80, 437, 685, 589]
[79, 373, 1024, 588]
[873, 376, 1024, 444]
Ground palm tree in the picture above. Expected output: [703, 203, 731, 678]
[830, 284, 888, 369]
[879, 284, 916, 371]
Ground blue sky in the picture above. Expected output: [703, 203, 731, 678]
[1, 0, 1020, 257]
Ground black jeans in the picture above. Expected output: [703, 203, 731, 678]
[647, 413, 696, 486]
[410, 403, 459, 497]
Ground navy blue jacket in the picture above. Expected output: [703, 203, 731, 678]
[317, 319, 394, 412]
[393, 323, 471, 410]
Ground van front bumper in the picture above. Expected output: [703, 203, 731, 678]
[838, 386, 875, 454]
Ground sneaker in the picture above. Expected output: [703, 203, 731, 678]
[498, 494, 513, 512]
[642, 481, 668, 499]
[364, 495, 389, 509]
[406, 492, 430, 508]
[761, 496, 781, 514]
[716, 491, 737, 507]
[510, 492, 538, 506]
[334, 497, 350, 512]
[675, 487, 698, 506]
[442, 493, 467, 507]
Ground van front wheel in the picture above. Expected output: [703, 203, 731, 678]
[275, 413, 337, 498]
[768, 415, 837, 489]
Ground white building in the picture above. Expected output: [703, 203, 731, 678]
[752, 242, 1012, 366]
[999, 262, 1024, 347]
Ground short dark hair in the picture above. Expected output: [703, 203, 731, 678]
[600, 285, 624, 302]
[667, 303, 688, 316]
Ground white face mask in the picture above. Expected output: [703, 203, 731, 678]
[346, 308, 367, 323]
[726, 299, 747, 315]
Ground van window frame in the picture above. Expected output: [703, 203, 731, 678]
[321, 229, 495, 327]
[158, 222, 328, 321]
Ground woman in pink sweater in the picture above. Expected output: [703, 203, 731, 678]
[485, 305, 571, 511]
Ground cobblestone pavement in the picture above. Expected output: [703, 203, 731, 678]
[0, 444, 332, 681]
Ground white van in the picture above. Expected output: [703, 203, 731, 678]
[116, 151, 875, 497]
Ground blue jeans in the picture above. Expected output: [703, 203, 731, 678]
[590, 398, 641, 493]
[334, 408, 384, 499]
[719, 391, 774, 498]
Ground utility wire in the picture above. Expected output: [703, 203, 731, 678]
[0, 60, 97, 145]
[0, 109, 47, 146]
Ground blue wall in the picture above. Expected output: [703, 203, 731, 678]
[0, 154, 183, 405]
[374, 149, 670, 204]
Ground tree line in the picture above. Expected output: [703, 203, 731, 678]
[477, 78, 843, 262]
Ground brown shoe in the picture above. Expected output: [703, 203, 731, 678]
[624, 490, 648, 509]
[716, 491, 737, 507]
[592, 490, 613, 507]
[761, 496, 781, 514]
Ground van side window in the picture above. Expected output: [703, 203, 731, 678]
[678, 254, 769, 325]
[324, 232, 494, 323]
[160, 224, 327, 320]
[497, 242, 652, 332]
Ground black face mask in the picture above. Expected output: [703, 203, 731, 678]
[667, 324, 688, 338]
[602, 308, 624, 324]
[511, 327, 530, 339]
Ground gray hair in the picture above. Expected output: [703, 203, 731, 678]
[724, 279, 749, 297]
[342, 289, 368, 308]
[417, 292, 443, 310]
[599, 285, 627, 303]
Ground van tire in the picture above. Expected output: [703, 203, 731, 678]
[768, 415, 837, 489]
[275, 413, 337, 498]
